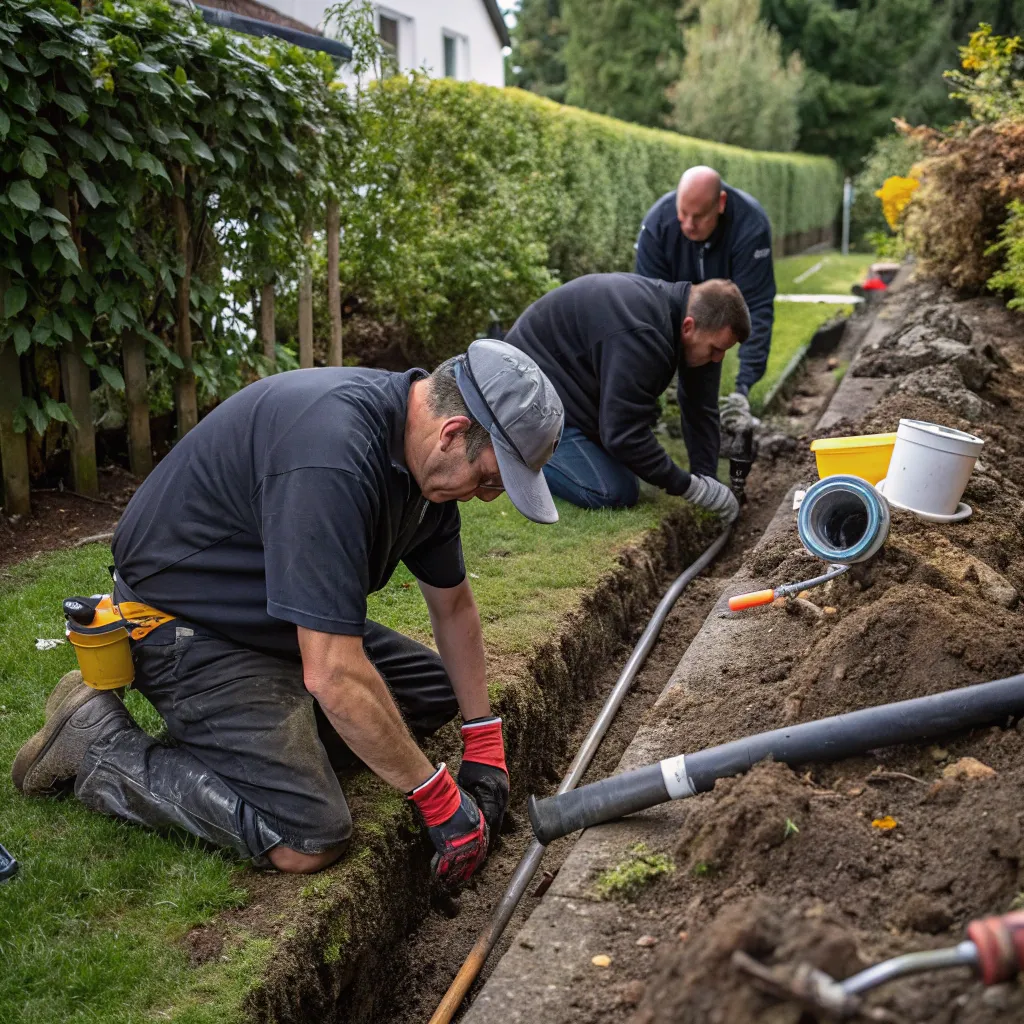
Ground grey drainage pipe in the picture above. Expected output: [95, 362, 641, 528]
[529, 670, 1024, 845]
[427, 526, 732, 1024]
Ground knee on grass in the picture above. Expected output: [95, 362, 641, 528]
[268, 842, 348, 873]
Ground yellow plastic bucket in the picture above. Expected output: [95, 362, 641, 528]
[64, 595, 135, 690]
[809, 433, 897, 485]
[67, 627, 135, 689]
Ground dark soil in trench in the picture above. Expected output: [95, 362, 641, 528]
[539, 287, 1024, 1024]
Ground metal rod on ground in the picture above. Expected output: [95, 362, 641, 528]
[528, 670, 1024, 845]
[428, 526, 733, 1024]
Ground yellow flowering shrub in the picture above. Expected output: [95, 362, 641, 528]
[875, 175, 920, 230]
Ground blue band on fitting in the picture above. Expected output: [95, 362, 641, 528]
[798, 475, 887, 564]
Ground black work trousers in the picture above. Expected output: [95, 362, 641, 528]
[76, 622, 459, 859]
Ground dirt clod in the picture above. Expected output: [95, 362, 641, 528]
[942, 756, 997, 780]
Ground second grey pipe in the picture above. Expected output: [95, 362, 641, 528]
[429, 526, 732, 1024]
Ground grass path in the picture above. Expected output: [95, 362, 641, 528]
[719, 251, 874, 411]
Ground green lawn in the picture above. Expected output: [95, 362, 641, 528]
[0, 490, 694, 1024]
[716, 251, 873, 412]
[774, 251, 874, 295]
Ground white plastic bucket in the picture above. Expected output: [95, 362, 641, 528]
[883, 419, 984, 515]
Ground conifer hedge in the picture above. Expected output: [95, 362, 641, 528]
[335, 77, 842, 362]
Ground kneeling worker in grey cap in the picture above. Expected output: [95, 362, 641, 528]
[14, 341, 564, 886]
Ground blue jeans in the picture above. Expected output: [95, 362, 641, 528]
[543, 427, 640, 510]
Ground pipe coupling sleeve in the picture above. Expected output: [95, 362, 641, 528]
[528, 763, 668, 845]
[798, 474, 889, 565]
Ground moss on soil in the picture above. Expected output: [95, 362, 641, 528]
[593, 843, 675, 901]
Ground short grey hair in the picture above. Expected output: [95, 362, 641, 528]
[689, 279, 751, 344]
[426, 357, 493, 462]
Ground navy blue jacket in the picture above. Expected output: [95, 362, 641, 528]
[505, 274, 721, 487]
[635, 184, 776, 394]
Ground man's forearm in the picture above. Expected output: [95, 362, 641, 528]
[422, 581, 491, 721]
[305, 651, 435, 792]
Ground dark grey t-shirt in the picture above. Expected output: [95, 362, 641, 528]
[112, 367, 465, 655]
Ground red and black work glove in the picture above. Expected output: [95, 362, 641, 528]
[409, 763, 489, 889]
[457, 716, 510, 850]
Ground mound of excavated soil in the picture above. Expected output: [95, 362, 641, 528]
[624, 287, 1024, 1024]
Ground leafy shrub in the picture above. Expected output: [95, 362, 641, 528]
[333, 77, 841, 365]
[850, 130, 926, 249]
[986, 199, 1024, 308]
[900, 27, 1024, 293]
[905, 120, 1024, 290]
[0, 0, 352, 435]
[945, 24, 1024, 125]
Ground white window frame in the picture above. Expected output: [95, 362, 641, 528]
[441, 28, 470, 81]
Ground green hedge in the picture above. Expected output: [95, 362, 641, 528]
[330, 78, 842, 364]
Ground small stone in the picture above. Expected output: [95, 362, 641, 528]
[804, 902, 826, 918]
[620, 980, 646, 1006]
[677, 930, 689, 942]
[592, 954, 612, 968]
[943, 756, 997, 781]
[823, 606, 838, 615]
[519, 938, 535, 950]
[636, 935, 659, 948]
[847, 786, 864, 796]
[929, 746, 949, 762]
[982, 984, 1012, 1009]
[832, 664, 846, 682]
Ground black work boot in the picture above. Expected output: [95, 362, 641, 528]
[12, 674, 133, 797]
[75, 729, 284, 863]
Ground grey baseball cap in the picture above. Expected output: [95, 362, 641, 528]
[454, 339, 564, 524]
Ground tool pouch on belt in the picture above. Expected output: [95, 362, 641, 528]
[63, 594, 174, 690]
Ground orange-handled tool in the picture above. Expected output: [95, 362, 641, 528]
[728, 589, 776, 611]
[728, 564, 849, 614]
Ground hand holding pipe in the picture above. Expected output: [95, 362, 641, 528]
[528, 671, 1024, 845]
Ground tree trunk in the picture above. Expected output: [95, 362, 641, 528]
[260, 281, 276, 367]
[60, 340, 98, 496]
[0, 341, 31, 517]
[172, 167, 198, 438]
[299, 226, 314, 369]
[122, 331, 153, 478]
[327, 200, 342, 367]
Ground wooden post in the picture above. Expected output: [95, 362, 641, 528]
[298, 227, 314, 369]
[0, 341, 31, 517]
[172, 166, 198, 438]
[327, 199, 342, 367]
[260, 280, 276, 368]
[60, 340, 98, 496]
[121, 331, 153, 478]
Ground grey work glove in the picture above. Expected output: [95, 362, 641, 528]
[719, 391, 754, 435]
[684, 473, 740, 523]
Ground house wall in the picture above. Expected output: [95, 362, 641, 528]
[262, 0, 506, 87]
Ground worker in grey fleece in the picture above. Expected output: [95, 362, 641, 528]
[505, 273, 750, 519]
[635, 166, 775, 445]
